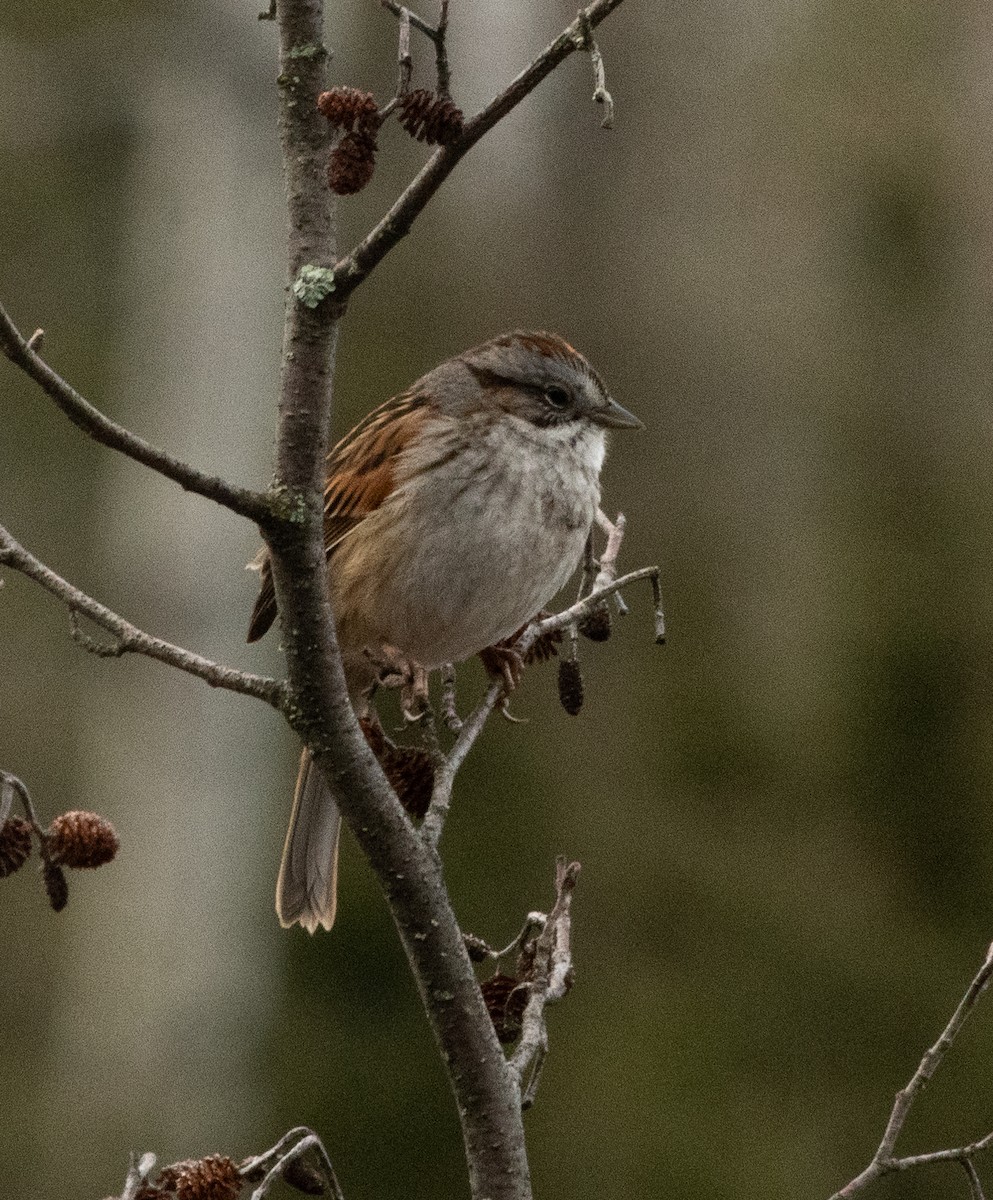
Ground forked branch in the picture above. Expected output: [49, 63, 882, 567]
[0, 523, 287, 708]
[510, 857, 580, 1108]
[0, 303, 273, 526]
[829, 942, 993, 1198]
[332, 0, 626, 300]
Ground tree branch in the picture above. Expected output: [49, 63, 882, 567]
[3, 1, 633, 1194]
[420, 562, 663, 848]
[331, 0, 626, 301]
[510, 858, 579, 1108]
[0, 302, 273, 527]
[829, 942, 993, 1198]
[577, 10, 615, 129]
[242, 1127, 347, 1200]
[381, 0, 452, 98]
[963, 1160, 988, 1200]
[0, 523, 287, 708]
[266, 3, 536, 1197]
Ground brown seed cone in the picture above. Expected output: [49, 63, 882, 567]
[480, 973, 529, 1045]
[46, 810, 119, 868]
[523, 627, 563, 665]
[397, 88, 464, 146]
[42, 859, 68, 911]
[577, 602, 613, 643]
[359, 714, 387, 758]
[382, 744, 434, 819]
[282, 1159, 327, 1195]
[159, 1156, 242, 1200]
[328, 129, 377, 195]
[0, 816, 33, 877]
[557, 658, 584, 716]
[316, 86, 380, 132]
[359, 717, 434, 819]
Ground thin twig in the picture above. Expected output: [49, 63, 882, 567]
[592, 510, 625, 591]
[381, 0, 439, 43]
[594, 509, 628, 611]
[0, 523, 287, 709]
[829, 942, 993, 1199]
[0, 303, 273, 527]
[578, 531, 598, 600]
[520, 1041, 548, 1111]
[576, 11, 615, 129]
[381, 0, 450, 97]
[420, 678, 500, 847]
[420, 564, 661, 847]
[396, 6, 413, 97]
[962, 1160, 987, 1200]
[440, 662, 462, 731]
[435, 1, 451, 97]
[509, 859, 580, 1105]
[888, 1132, 993, 1172]
[333, 0, 626, 301]
[650, 571, 666, 644]
[0, 770, 44, 836]
[245, 1129, 346, 1200]
[493, 912, 546, 963]
[114, 1152, 158, 1200]
[524, 566, 662, 648]
[240, 1127, 316, 1178]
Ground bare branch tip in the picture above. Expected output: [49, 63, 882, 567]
[576, 10, 616, 129]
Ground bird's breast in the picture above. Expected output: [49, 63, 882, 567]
[333, 415, 605, 667]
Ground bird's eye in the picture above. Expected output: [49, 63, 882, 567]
[544, 385, 570, 410]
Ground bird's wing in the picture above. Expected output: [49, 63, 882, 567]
[246, 391, 428, 643]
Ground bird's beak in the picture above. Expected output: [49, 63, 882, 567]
[591, 398, 643, 430]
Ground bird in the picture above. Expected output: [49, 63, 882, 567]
[248, 330, 641, 932]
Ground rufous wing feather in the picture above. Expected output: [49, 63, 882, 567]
[246, 390, 429, 643]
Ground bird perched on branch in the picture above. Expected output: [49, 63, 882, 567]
[248, 330, 641, 932]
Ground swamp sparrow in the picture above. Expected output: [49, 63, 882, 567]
[248, 330, 641, 932]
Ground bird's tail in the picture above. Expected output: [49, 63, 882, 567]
[276, 748, 341, 933]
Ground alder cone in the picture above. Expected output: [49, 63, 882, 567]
[523, 626, 563, 665]
[43, 859, 68, 911]
[46, 810, 119, 868]
[359, 716, 434, 818]
[158, 1156, 242, 1200]
[397, 88, 464, 145]
[381, 744, 434, 819]
[0, 816, 33, 877]
[557, 658, 585, 716]
[328, 130, 377, 195]
[481, 972, 529, 1045]
[316, 86, 379, 132]
[577, 602, 612, 642]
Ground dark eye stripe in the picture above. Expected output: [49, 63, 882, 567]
[462, 361, 582, 427]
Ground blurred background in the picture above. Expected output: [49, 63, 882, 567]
[4, 1, 993, 1196]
